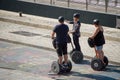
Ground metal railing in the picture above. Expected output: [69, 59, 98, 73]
[57, 0, 120, 7]
[19, 0, 120, 14]
[56, 0, 120, 12]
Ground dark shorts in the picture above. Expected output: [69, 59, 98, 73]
[56, 43, 67, 56]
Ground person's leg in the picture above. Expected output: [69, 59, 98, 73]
[97, 50, 105, 64]
[64, 54, 68, 64]
[96, 50, 102, 59]
[100, 49, 105, 64]
[101, 50, 104, 58]
[73, 35, 81, 51]
[94, 47, 99, 58]
[62, 43, 68, 64]
[56, 43, 63, 64]
[58, 56, 63, 64]
[98, 46, 104, 60]
[95, 46, 105, 64]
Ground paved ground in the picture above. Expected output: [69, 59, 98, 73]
[0, 40, 120, 80]
[0, 10, 120, 79]
[0, 10, 120, 64]
[0, 41, 54, 80]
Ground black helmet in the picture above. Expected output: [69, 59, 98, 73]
[58, 16, 64, 22]
[93, 19, 99, 25]
[73, 13, 80, 18]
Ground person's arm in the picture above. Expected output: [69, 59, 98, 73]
[65, 20, 74, 24]
[69, 30, 75, 34]
[69, 21, 74, 24]
[69, 22, 80, 34]
[51, 32, 55, 39]
[90, 27, 100, 39]
[51, 26, 57, 39]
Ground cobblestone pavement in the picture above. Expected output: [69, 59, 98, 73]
[0, 40, 120, 80]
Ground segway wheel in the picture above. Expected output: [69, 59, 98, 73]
[102, 56, 109, 69]
[51, 61, 61, 74]
[91, 58, 103, 71]
[66, 60, 72, 72]
[69, 49, 75, 55]
[71, 51, 83, 64]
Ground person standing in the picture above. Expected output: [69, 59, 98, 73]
[51, 16, 69, 67]
[66, 13, 81, 52]
[90, 19, 105, 64]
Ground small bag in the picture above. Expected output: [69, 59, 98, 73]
[52, 37, 56, 49]
[67, 35, 71, 43]
[88, 38, 94, 48]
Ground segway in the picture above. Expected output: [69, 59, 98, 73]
[88, 37, 109, 71]
[69, 39, 83, 64]
[52, 35, 83, 64]
[66, 35, 83, 64]
[51, 60, 72, 74]
[51, 36, 72, 74]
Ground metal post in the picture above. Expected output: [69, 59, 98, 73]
[115, 0, 117, 6]
[86, 0, 88, 10]
[68, 0, 70, 7]
[19, 12, 22, 17]
[89, 0, 91, 4]
[97, 0, 99, 4]
[50, 0, 52, 5]
[34, 0, 36, 2]
[105, 0, 109, 13]
[53, 0, 55, 4]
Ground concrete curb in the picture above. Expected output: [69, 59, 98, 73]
[0, 17, 53, 30]
[0, 38, 120, 65]
[0, 17, 120, 42]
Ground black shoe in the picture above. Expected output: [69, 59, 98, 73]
[60, 64, 68, 70]
[63, 63, 69, 69]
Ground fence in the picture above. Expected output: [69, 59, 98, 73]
[20, 0, 120, 14]
[0, 0, 120, 28]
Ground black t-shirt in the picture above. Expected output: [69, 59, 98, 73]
[94, 31, 105, 46]
[53, 24, 69, 44]
[69, 21, 81, 37]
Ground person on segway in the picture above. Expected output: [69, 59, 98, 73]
[89, 19, 106, 64]
[51, 16, 69, 69]
[66, 13, 81, 52]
